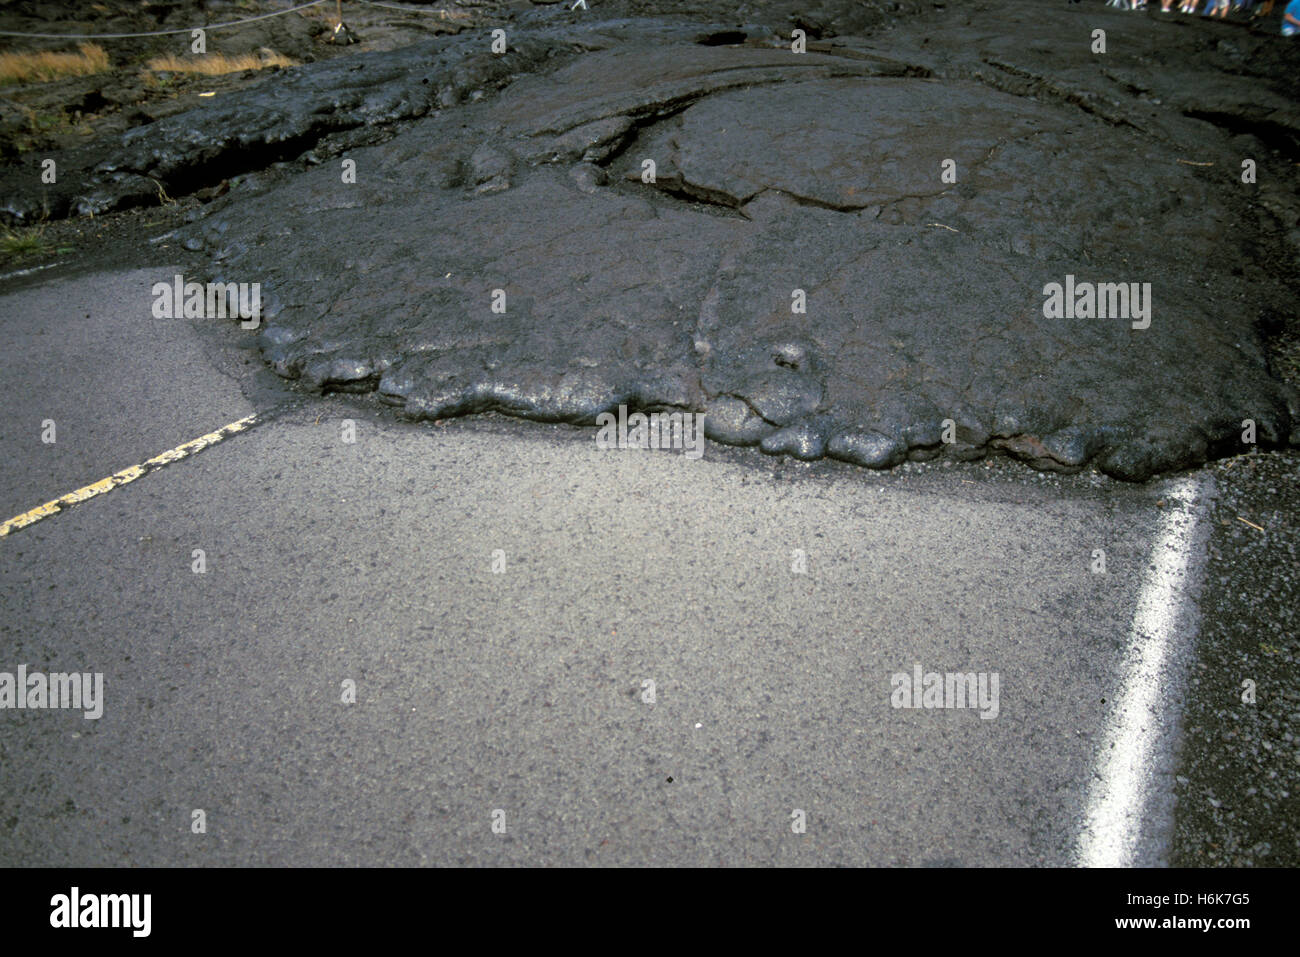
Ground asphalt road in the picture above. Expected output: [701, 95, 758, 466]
[0, 266, 1294, 866]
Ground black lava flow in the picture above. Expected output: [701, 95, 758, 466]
[4, 0, 1298, 480]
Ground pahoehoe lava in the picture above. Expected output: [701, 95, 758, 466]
[10, 0, 1297, 480]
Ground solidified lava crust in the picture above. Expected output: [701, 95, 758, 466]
[5, 0, 1298, 480]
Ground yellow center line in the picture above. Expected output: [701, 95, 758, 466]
[1, 413, 261, 539]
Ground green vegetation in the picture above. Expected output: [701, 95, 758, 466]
[1, 226, 49, 260]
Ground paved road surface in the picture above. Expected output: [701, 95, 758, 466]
[0, 267, 1294, 866]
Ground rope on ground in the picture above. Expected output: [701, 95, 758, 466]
[356, 0, 522, 13]
[0, 0, 331, 40]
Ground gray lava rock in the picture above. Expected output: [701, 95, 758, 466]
[8, 1, 1295, 480]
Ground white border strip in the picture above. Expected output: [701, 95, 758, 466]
[1076, 475, 1210, 867]
[0, 261, 62, 284]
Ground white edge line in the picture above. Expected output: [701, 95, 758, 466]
[1076, 475, 1210, 867]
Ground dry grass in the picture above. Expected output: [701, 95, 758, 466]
[0, 44, 110, 86]
[144, 50, 298, 76]
[1, 225, 48, 259]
